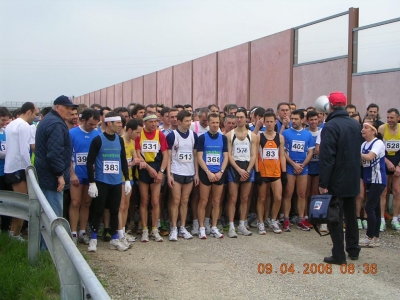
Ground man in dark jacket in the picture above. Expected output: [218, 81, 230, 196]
[35, 95, 78, 217]
[319, 91, 361, 265]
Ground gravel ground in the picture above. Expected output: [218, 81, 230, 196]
[81, 226, 400, 300]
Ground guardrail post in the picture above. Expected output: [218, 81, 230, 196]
[26, 166, 41, 264]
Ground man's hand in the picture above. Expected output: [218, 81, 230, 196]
[319, 187, 328, 194]
[147, 165, 158, 178]
[168, 174, 175, 188]
[57, 175, 65, 192]
[70, 174, 79, 187]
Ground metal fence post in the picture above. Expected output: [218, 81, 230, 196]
[26, 166, 41, 264]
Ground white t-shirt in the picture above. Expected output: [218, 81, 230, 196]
[30, 124, 36, 145]
[361, 139, 386, 160]
[4, 118, 32, 173]
[316, 130, 322, 145]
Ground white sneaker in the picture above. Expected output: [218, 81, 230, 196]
[178, 227, 193, 239]
[191, 222, 199, 235]
[271, 220, 282, 234]
[392, 220, 400, 231]
[258, 222, 266, 235]
[228, 227, 238, 238]
[11, 234, 26, 242]
[217, 220, 224, 232]
[373, 237, 381, 247]
[88, 239, 97, 252]
[210, 227, 224, 239]
[380, 222, 386, 232]
[110, 239, 128, 251]
[198, 227, 207, 239]
[124, 232, 137, 243]
[71, 235, 78, 246]
[78, 233, 90, 245]
[264, 218, 272, 228]
[169, 228, 178, 241]
[250, 218, 258, 228]
[319, 224, 328, 233]
[205, 223, 211, 235]
[151, 229, 164, 242]
[119, 237, 132, 249]
[238, 225, 252, 236]
[359, 235, 374, 248]
[141, 229, 149, 242]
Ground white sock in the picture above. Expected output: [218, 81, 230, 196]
[381, 218, 385, 224]
[122, 227, 125, 234]
[393, 217, 398, 222]
[180, 226, 185, 231]
[79, 230, 86, 237]
[118, 230, 124, 239]
[205, 218, 210, 226]
[157, 219, 161, 228]
[304, 216, 309, 220]
[172, 227, 177, 231]
[211, 226, 217, 230]
[71, 231, 77, 236]
[239, 220, 245, 227]
[229, 222, 235, 230]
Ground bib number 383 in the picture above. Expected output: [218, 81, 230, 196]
[103, 161, 119, 174]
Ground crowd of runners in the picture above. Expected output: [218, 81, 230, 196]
[0, 93, 399, 253]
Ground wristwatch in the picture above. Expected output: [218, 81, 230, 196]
[220, 169, 224, 173]
[160, 169, 165, 174]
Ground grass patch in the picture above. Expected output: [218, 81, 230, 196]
[0, 233, 60, 300]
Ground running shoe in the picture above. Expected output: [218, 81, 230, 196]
[88, 239, 97, 252]
[247, 213, 257, 227]
[125, 222, 135, 234]
[362, 220, 368, 230]
[228, 227, 238, 238]
[210, 227, 224, 239]
[223, 222, 230, 232]
[278, 213, 284, 224]
[169, 227, 178, 241]
[271, 220, 282, 234]
[373, 237, 381, 247]
[237, 225, 252, 236]
[110, 238, 128, 251]
[319, 224, 328, 233]
[392, 220, 400, 231]
[136, 221, 143, 235]
[97, 223, 104, 237]
[191, 222, 199, 235]
[11, 234, 26, 242]
[380, 222, 386, 232]
[151, 229, 164, 242]
[303, 219, 313, 229]
[159, 220, 169, 236]
[357, 219, 362, 230]
[178, 227, 193, 239]
[359, 235, 374, 248]
[264, 218, 272, 229]
[244, 220, 250, 230]
[141, 229, 149, 242]
[71, 234, 78, 246]
[79, 233, 90, 245]
[282, 219, 291, 232]
[103, 228, 111, 242]
[290, 215, 299, 225]
[297, 220, 310, 231]
[124, 232, 137, 243]
[217, 220, 224, 232]
[198, 227, 207, 239]
[205, 223, 211, 235]
[119, 237, 132, 249]
[258, 222, 266, 235]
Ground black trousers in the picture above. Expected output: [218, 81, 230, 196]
[328, 196, 361, 262]
[365, 183, 385, 239]
[90, 181, 122, 237]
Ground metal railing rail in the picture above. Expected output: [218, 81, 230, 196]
[0, 166, 111, 300]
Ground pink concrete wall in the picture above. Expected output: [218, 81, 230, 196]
[84, 94, 90, 106]
[132, 77, 143, 105]
[250, 30, 292, 109]
[218, 43, 249, 109]
[94, 90, 101, 105]
[100, 88, 107, 108]
[114, 83, 123, 108]
[89, 92, 95, 106]
[193, 53, 217, 109]
[352, 71, 400, 118]
[81, 96, 88, 106]
[173, 61, 192, 106]
[106, 86, 115, 108]
[122, 80, 132, 107]
[157, 67, 173, 107]
[292, 58, 348, 109]
[144, 73, 157, 105]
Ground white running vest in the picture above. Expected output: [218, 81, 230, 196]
[231, 130, 252, 162]
[170, 130, 196, 176]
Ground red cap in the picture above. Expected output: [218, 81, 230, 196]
[328, 91, 347, 106]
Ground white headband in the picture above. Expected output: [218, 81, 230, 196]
[104, 116, 121, 122]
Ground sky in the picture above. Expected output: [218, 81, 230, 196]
[0, 0, 399, 105]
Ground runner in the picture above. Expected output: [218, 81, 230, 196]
[197, 112, 228, 239]
[167, 110, 199, 241]
[226, 108, 257, 238]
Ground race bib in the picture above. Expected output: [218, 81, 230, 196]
[362, 160, 370, 167]
[206, 153, 220, 166]
[127, 158, 132, 165]
[103, 161, 119, 174]
[178, 151, 193, 163]
[291, 140, 305, 152]
[0, 142, 5, 152]
[76, 152, 88, 165]
[142, 140, 159, 152]
[233, 143, 250, 156]
[311, 152, 319, 162]
[262, 148, 278, 160]
[386, 140, 400, 152]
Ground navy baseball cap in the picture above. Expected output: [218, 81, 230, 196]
[53, 95, 79, 108]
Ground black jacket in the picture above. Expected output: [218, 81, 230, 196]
[319, 109, 361, 197]
[34, 110, 72, 190]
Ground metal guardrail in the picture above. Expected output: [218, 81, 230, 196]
[0, 166, 111, 300]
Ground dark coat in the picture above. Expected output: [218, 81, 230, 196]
[34, 110, 71, 190]
[319, 109, 361, 197]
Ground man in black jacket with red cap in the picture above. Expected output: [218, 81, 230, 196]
[319, 91, 361, 264]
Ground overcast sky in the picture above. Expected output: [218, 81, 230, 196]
[0, 0, 399, 105]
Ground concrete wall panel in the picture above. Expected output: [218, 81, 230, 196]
[173, 61, 192, 106]
[144, 73, 157, 105]
[114, 83, 123, 108]
[84, 94, 90, 106]
[122, 80, 132, 107]
[157, 67, 173, 107]
[100, 88, 107, 108]
[193, 53, 217, 109]
[89, 92, 95, 106]
[250, 30, 292, 109]
[352, 71, 400, 118]
[218, 43, 249, 109]
[132, 77, 143, 105]
[106, 86, 115, 108]
[94, 90, 101, 106]
[292, 58, 348, 109]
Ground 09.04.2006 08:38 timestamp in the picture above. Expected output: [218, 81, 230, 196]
[257, 263, 378, 275]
